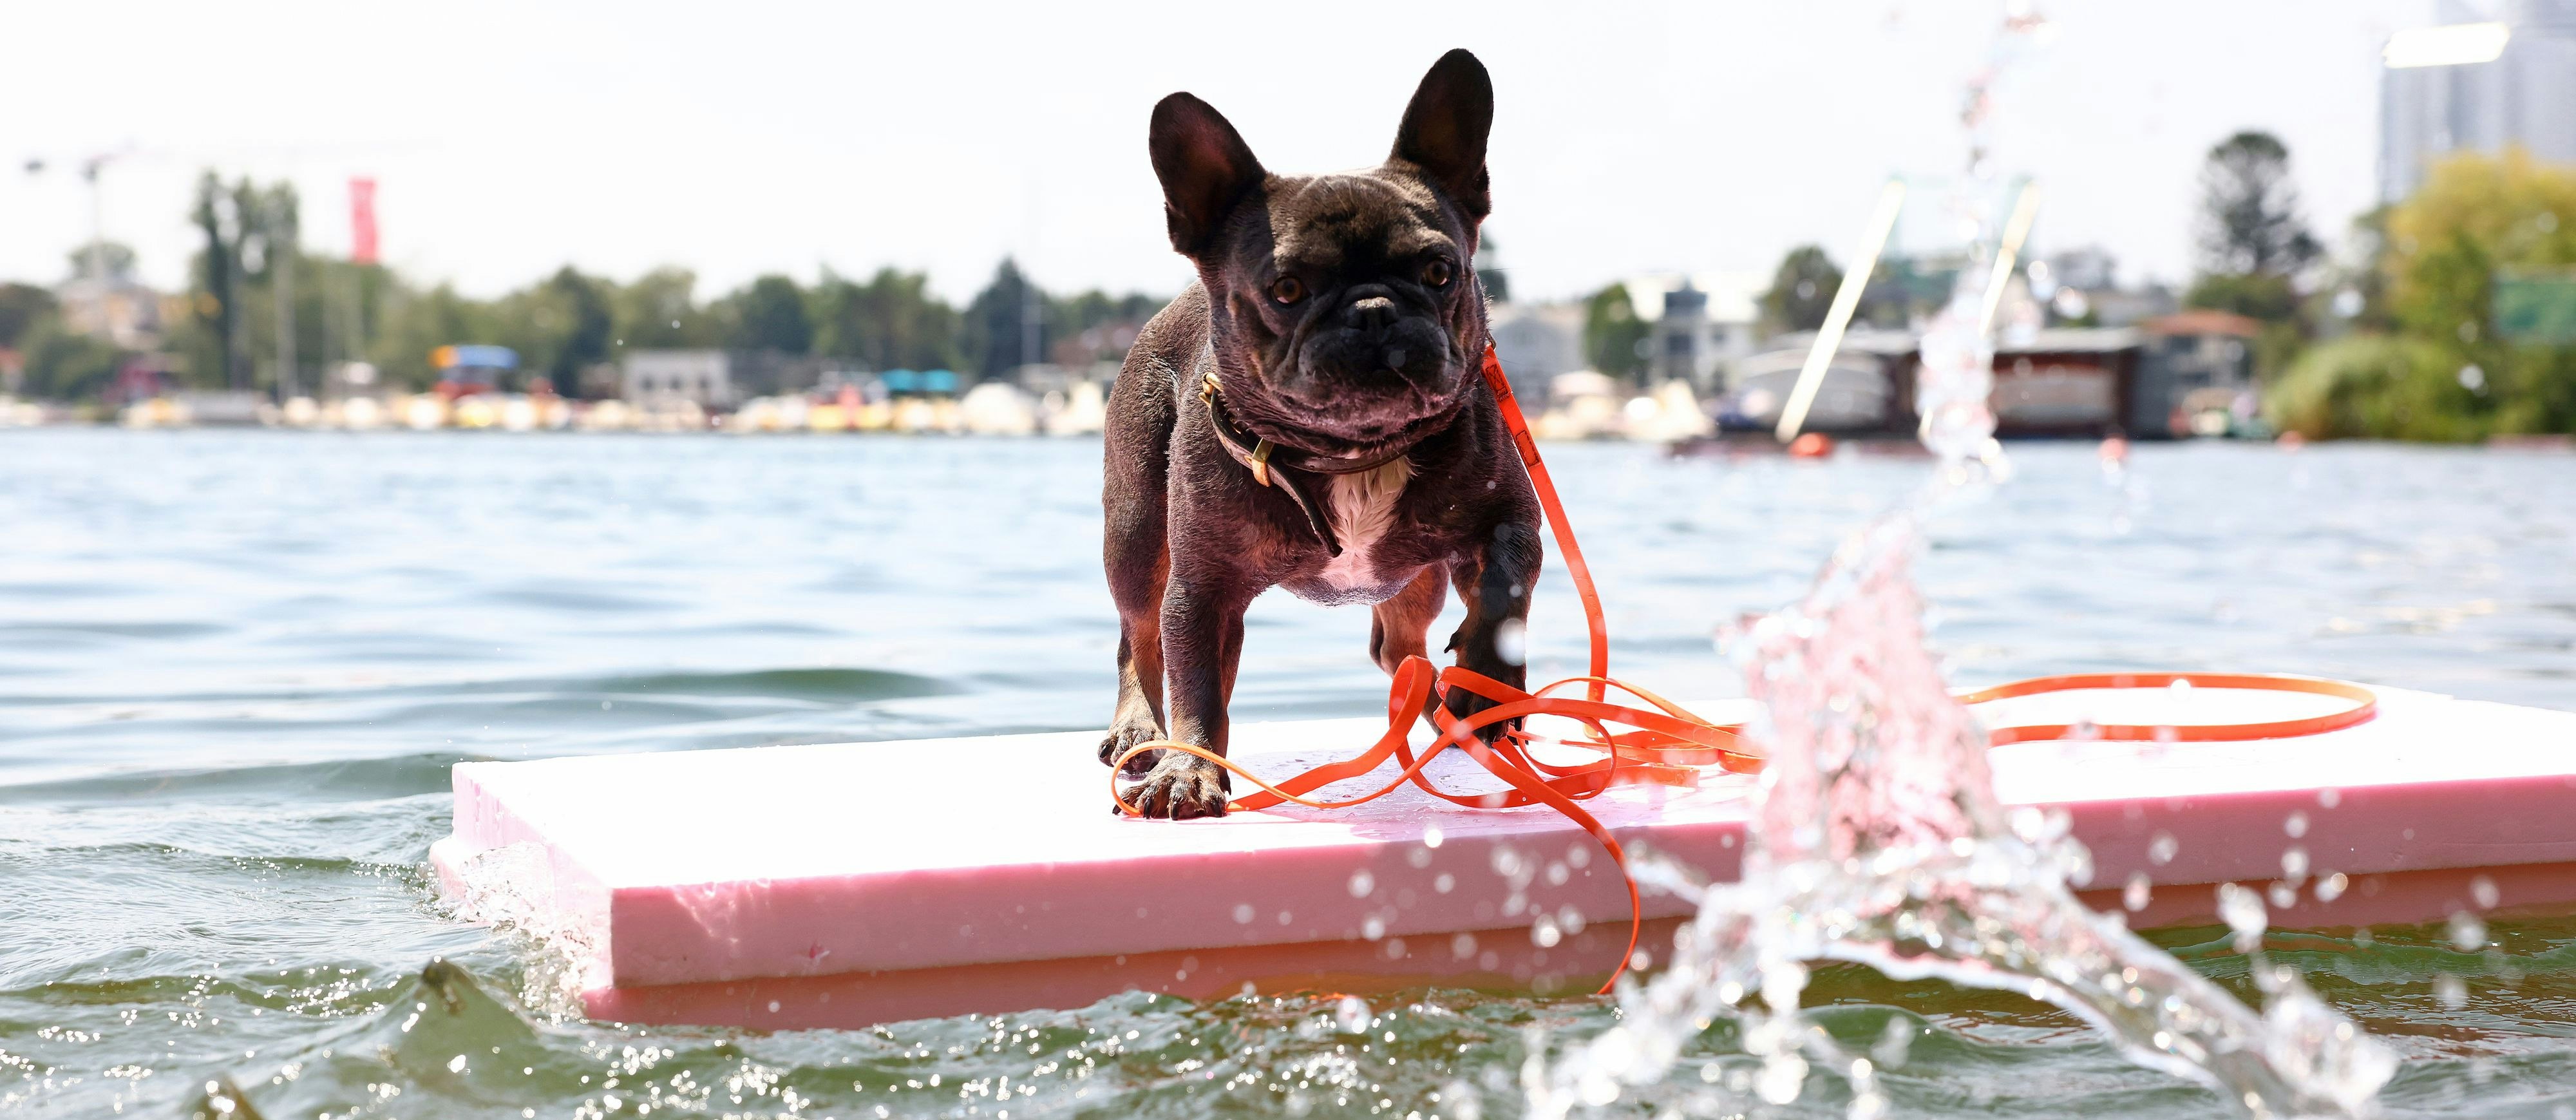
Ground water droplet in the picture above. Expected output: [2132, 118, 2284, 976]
[2148, 831, 2179, 866]
[1756, 1052, 1808, 1105]
[2218, 882, 2268, 953]
[2434, 973, 2467, 1009]
[1233, 903, 1255, 924]
[2316, 872, 2349, 902]
[2448, 911, 2487, 952]
[1495, 618, 1527, 666]
[2470, 875, 2499, 909]
[2282, 846, 2309, 879]
[1334, 996, 1370, 1033]
[1530, 915, 1562, 948]
[2283, 811, 2309, 838]
[1348, 869, 1376, 898]
[1423, 826, 1444, 849]
[2124, 871, 2152, 911]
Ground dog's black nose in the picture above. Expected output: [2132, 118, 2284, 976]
[1344, 295, 1398, 333]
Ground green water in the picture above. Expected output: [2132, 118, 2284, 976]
[5, 430, 2573, 1117]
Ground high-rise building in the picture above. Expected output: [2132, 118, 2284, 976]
[2380, 0, 2576, 202]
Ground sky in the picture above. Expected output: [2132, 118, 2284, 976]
[4, 0, 2445, 307]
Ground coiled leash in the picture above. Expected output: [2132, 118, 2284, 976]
[1112, 343, 2378, 994]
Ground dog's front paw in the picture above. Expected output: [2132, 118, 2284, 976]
[1443, 688, 1522, 745]
[1119, 754, 1232, 820]
[1099, 718, 1167, 776]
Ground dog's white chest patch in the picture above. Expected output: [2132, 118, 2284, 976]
[1318, 458, 1412, 591]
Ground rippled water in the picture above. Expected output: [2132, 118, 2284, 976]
[4, 428, 2573, 1117]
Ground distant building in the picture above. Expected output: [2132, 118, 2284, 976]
[1723, 328, 1919, 433]
[55, 274, 167, 350]
[1487, 301, 1584, 400]
[2380, 0, 2576, 202]
[623, 350, 732, 408]
[1724, 323, 2258, 439]
[1624, 272, 1762, 392]
[2137, 310, 2262, 437]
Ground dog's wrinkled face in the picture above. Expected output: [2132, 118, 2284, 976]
[1150, 50, 1494, 453]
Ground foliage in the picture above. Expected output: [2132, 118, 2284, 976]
[1582, 283, 1648, 379]
[963, 258, 1045, 377]
[728, 274, 814, 356]
[2379, 149, 2576, 435]
[500, 267, 617, 390]
[8, 170, 1175, 404]
[0, 283, 56, 348]
[1760, 245, 1841, 334]
[611, 269, 724, 350]
[67, 242, 139, 281]
[2196, 131, 2321, 278]
[2266, 335, 2481, 441]
[810, 268, 961, 372]
[2266, 150, 2576, 439]
[15, 318, 125, 401]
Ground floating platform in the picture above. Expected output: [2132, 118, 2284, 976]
[430, 687, 2576, 1031]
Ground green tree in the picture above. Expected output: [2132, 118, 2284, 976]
[17, 318, 125, 401]
[0, 283, 56, 348]
[811, 267, 963, 372]
[191, 172, 244, 389]
[1583, 283, 1649, 379]
[2380, 148, 2576, 435]
[611, 268, 722, 349]
[498, 267, 615, 392]
[1760, 245, 1841, 334]
[2196, 131, 2320, 278]
[729, 274, 813, 355]
[367, 283, 495, 390]
[963, 258, 1043, 377]
[68, 241, 139, 281]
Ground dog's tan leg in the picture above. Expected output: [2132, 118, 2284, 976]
[1373, 565, 1452, 733]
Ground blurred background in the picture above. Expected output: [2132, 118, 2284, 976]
[3, 0, 2569, 441]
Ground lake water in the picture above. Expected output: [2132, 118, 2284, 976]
[4, 428, 2573, 1118]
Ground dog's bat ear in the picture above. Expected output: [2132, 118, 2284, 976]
[1390, 48, 1493, 223]
[1150, 93, 1266, 259]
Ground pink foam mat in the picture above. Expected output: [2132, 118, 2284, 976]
[430, 687, 2576, 1030]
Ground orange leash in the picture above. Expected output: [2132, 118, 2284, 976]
[1110, 343, 2378, 996]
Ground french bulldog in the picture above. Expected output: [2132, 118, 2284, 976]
[1099, 48, 1542, 819]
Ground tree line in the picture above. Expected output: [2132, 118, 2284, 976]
[0, 173, 1166, 403]
[1569, 132, 2575, 441]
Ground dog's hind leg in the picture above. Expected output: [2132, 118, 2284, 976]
[1100, 367, 1176, 776]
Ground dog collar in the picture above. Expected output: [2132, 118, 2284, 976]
[1199, 372, 1419, 558]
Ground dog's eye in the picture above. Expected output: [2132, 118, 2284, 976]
[1268, 277, 1305, 305]
[1421, 260, 1455, 288]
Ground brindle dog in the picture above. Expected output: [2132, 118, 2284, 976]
[1100, 49, 1542, 819]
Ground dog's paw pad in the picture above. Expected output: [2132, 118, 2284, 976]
[1098, 722, 1166, 775]
[1121, 755, 1232, 820]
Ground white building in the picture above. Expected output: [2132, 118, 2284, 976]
[1487, 301, 1584, 401]
[2380, 0, 2576, 202]
[623, 350, 732, 408]
[1622, 272, 1763, 393]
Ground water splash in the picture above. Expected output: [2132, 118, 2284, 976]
[1526, 6, 2396, 1115]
